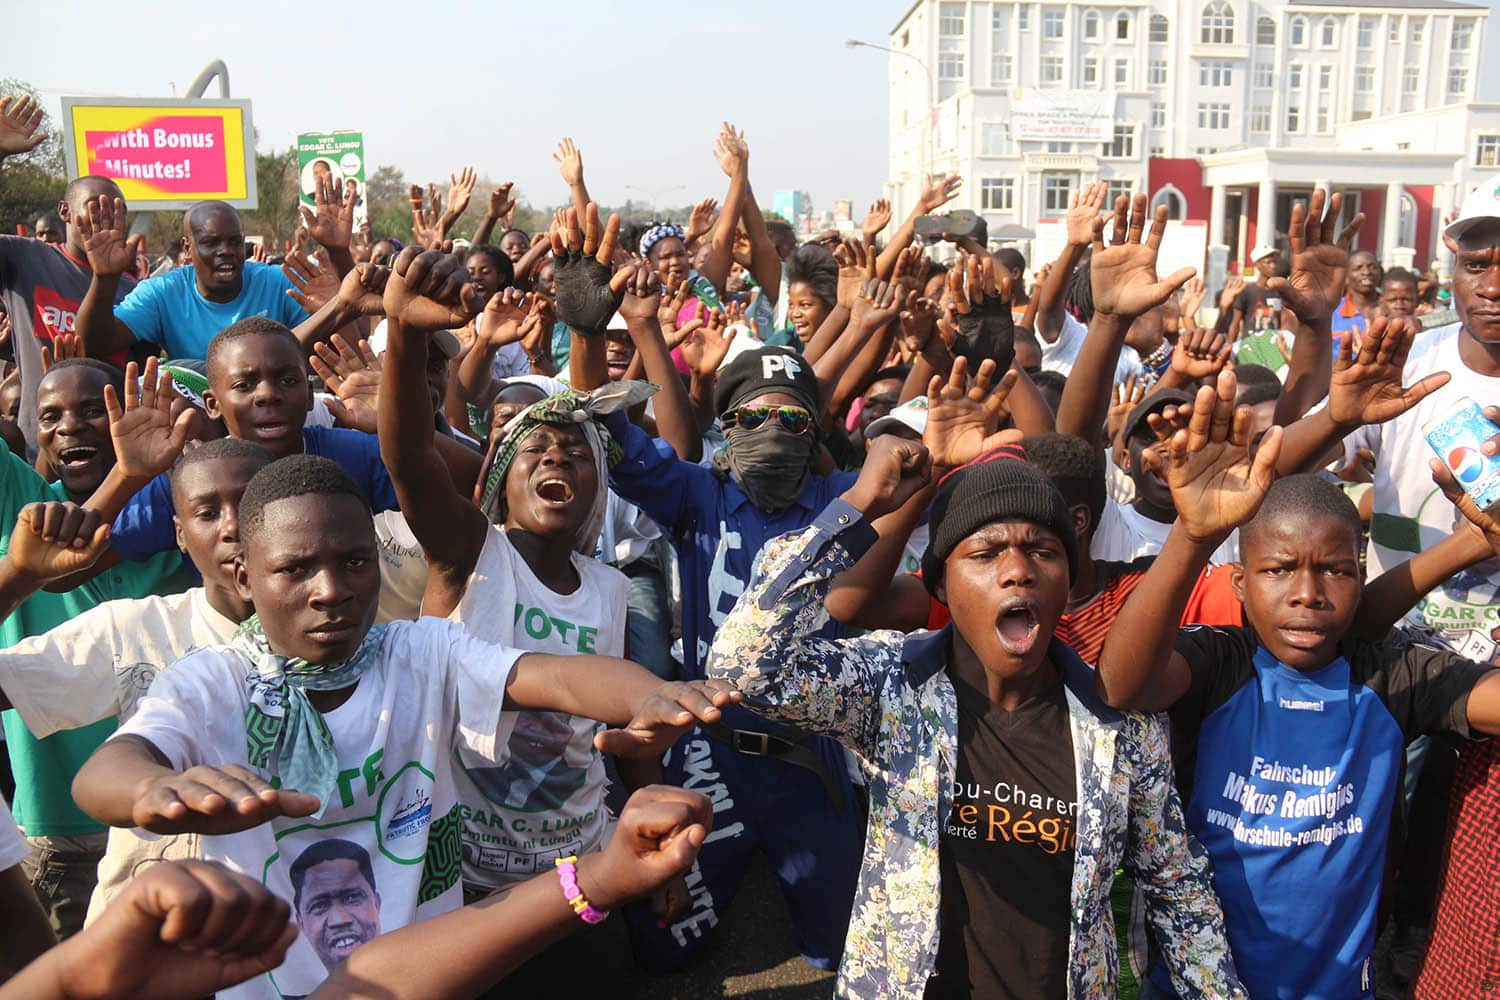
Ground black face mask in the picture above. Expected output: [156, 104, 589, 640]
[723, 423, 816, 512]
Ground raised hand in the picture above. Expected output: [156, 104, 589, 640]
[1169, 327, 1233, 382]
[40, 331, 85, 371]
[1154, 369, 1283, 542]
[104, 358, 195, 479]
[53, 860, 296, 1000]
[1265, 188, 1363, 325]
[617, 264, 662, 323]
[898, 294, 940, 357]
[1218, 274, 1246, 314]
[679, 307, 736, 378]
[77, 195, 137, 277]
[309, 335, 382, 434]
[583, 786, 714, 913]
[298, 172, 355, 251]
[850, 278, 902, 332]
[1090, 193, 1197, 319]
[132, 764, 320, 835]
[1180, 276, 1207, 327]
[924, 355, 1022, 469]
[891, 244, 926, 295]
[443, 166, 477, 225]
[713, 121, 748, 177]
[476, 287, 534, 347]
[948, 253, 1017, 372]
[9, 502, 111, 582]
[281, 249, 340, 313]
[336, 262, 391, 317]
[1065, 180, 1109, 246]
[0, 94, 47, 157]
[549, 203, 627, 336]
[487, 182, 516, 222]
[863, 198, 893, 242]
[1106, 373, 1146, 447]
[1327, 315, 1449, 428]
[919, 173, 962, 213]
[554, 138, 585, 186]
[517, 296, 556, 360]
[1431, 458, 1500, 560]
[686, 197, 719, 246]
[844, 434, 933, 519]
[658, 279, 691, 336]
[384, 246, 482, 332]
[594, 680, 743, 758]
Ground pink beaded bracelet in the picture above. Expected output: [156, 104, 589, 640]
[555, 855, 609, 924]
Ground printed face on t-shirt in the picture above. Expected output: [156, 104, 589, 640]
[941, 519, 1070, 673]
[503, 423, 597, 540]
[237, 492, 381, 664]
[1232, 513, 1363, 670]
[205, 333, 312, 458]
[294, 855, 382, 971]
[35, 365, 115, 501]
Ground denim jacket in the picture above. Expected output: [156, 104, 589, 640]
[706, 499, 1246, 1000]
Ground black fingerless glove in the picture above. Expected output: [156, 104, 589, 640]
[953, 296, 1017, 374]
[554, 252, 621, 337]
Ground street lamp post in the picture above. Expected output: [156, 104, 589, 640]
[846, 38, 935, 206]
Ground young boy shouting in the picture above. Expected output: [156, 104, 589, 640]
[70, 454, 738, 1000]
[1097, 370, 1500, 1000]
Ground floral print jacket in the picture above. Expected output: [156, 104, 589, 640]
[706, 500, 1246, 1000]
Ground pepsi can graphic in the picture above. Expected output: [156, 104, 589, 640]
[1424, 396, 1500, 510]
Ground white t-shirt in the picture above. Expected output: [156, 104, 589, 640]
[1340, 323, 1500, 662]
[1040, 312, 1143, 385]
[1092, 497, 1240, 566]
[373, 511, 427, 623]
[0, 587, 238, 922]
[450, 526, 629, 890]
[0, 794, 26, 871]
[115, 618, 521, 1000]
[900, 523, 930, 575]
[598, 491, 662, 569]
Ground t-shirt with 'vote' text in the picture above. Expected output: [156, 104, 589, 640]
[449, 524, 629, 891]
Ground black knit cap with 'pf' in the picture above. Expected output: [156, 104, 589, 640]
[920, 447, 1079, 596]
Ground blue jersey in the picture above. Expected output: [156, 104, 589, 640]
[604, 410, 857, 676]
[1156, 626, 1488, 1000]
[113, 261, 310, 360]
[111, 426, 398, 570]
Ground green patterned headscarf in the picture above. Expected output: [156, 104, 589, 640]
[234, 614, 387, 817]
[475, 380, 656, 553]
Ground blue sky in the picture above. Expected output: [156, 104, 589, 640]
[10, 0, 1500, 213]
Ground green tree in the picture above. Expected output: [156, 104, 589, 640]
[0, 78, 66, 234]
[242, 148, 297, 249]
[365, 163, 411, 242]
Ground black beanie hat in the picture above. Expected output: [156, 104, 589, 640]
[921, 451, 1078, 596]
[713, 346, 821, 417]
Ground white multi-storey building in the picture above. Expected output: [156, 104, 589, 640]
[885, 0, 1492, 269]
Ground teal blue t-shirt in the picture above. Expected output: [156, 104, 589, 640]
[0, 449, 193, 836]
[112, 261, 310, 360]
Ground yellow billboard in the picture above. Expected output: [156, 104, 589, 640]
[61, 98, 257, 210]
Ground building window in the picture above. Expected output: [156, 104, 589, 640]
[1115, 11, 1131, 40]
[1409, 19, 1424, 46]
[1151, 101, 1167, 128]
[1256, 16, 1275, 45]
[1250, 104, 1271, 132]
[1319, 17, 1337, 47]
[1082, 57, 1098, 85]
[1043, 175, 1074, 213]
[981, 123, 1015, 155]
[1453, 20, 1474, 52]
[1389, 17, 1401, 44]
[938, 53, 965, 100]
[1253, 62, 1273, 88]
[1315, 103, 1331, 133]
[1448, 67, 1469, 97]
[1083, 9, 1100, 39]
[1046, 141, 1073, 153]
[1041, 55, 1064, 85]
[992, 53, 1013, 85]
[1476, 134, 1500, 167]
[1199, 0, 1234, 45]
[1355, 65, 1374, 93]
[1357, 16, 1374, 49]
[1018, 5, 1030, 31]
[981, 178, 1015, 211]
[1286, 106, 1301, 131]
[1318, 65, 1332, 90]
[1197, 102, 1231, 129]
[1106, 179, 1134, 204]
[1195, 146, 1224, 155]
[1289, 16, 1306, 46]
[1150, 14, 1169, 43]
[1043, 8, 1065, 39]
[1401, 65, 1420, 110]
[1114, 59, 1129, 87]
[1150, 59, 1168, 85]
[1199, 61, 1233, 87]
[939, 2, 966, 36]
[1288, 63, 1303, 90]
[1103, 124, 1136, 158]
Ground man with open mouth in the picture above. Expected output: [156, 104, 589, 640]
[707, 433, 1243, 1000]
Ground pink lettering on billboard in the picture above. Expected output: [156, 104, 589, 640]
[84, 115, 227, 194]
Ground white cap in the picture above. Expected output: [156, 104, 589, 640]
[864, 395, 929, 439]
[1445, 171, 1500, 242]
[1249, 244, 1278, 263]
[715, 325, 766, 370]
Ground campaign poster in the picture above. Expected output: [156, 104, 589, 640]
[298, 131, 366, 226]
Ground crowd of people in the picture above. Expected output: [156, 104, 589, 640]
[0, 88, 1499, 999]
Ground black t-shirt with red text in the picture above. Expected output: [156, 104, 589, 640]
[927, 664, 1077, 1000]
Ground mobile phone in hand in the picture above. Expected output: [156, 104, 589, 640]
[1424, 395, 1500, 509]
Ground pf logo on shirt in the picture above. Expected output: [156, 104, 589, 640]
[762, 353, 803, 380]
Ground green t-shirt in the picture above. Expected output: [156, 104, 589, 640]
[0, 449, 192, 836]
[1233, 330, 1288, 373]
